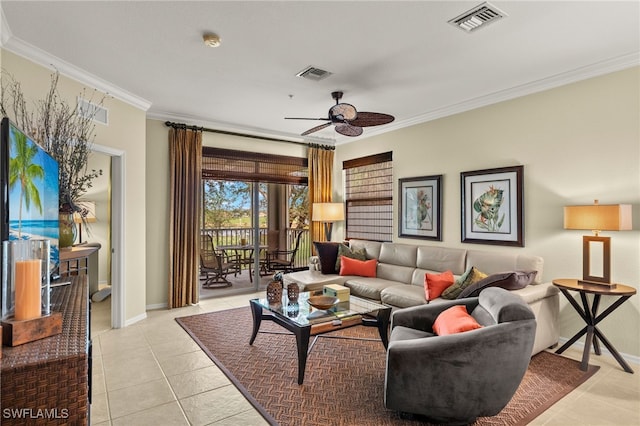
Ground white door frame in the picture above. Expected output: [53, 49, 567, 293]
[92, 143, 125, 329]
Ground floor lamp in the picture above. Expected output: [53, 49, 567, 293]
[564, 200, 632, 286]
[312, 203, 345, 241]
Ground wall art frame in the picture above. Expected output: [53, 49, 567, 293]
[461, 165, 524, 247]
[399, 175, 442, 240]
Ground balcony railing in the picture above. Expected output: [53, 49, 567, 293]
[201, 227, 311, 271]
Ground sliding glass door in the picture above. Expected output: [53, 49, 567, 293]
[201, 178, 309, 291]
[200, 147, 310, 293]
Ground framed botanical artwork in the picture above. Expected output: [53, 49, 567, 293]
[399, 175, 442, 240]
[461, 165, 524, 246]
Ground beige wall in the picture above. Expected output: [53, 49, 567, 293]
[145, 119, 307, 308]
[1, 50, 148, 324]
[335, 67, 640, 357]
[145, 119, 170, 308]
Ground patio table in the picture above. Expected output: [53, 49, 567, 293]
[218, 244, 268, 276]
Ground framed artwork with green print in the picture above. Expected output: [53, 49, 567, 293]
[461, 165, 524, 247]
[399, 175, 442, 241]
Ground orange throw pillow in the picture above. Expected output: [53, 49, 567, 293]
[424, 270, 454, 301]
[432, 305, 483, 336]
[339, 256, 377, 277]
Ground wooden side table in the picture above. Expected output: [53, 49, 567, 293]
[553, 278, 636, 373]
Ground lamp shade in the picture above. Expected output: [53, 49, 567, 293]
[312, 203, 345, 222]
[564, 203, 632, 232]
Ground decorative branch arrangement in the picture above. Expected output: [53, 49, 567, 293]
[0, 70, 105, 212]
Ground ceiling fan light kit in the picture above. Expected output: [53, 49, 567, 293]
[286, 91, 394, 137]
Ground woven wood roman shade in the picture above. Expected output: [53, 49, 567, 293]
[202, 147, 308, 185]
[343, 151, 393, 242]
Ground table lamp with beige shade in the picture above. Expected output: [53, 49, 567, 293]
[564, 200, 632, 286]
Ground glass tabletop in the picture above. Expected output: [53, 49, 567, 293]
[252, 290, 389, 327]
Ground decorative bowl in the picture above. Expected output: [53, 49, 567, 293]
[307, 295, 339, 310]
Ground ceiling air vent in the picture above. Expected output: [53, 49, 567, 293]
[296, 66, 332, 82]
[449, 2, 507, 33]
[77, 97, 109, 125]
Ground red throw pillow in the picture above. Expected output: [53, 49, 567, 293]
[424, 270, 454, 301]
[339, 256, 377, 277]
[432, 305, 483, 336]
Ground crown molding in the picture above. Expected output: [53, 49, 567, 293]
[338, 52, 640, 145]
[0, 33, 152, 111]
[0, 6, 11, 46]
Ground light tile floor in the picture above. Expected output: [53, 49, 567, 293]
[90, 293, 640, 425]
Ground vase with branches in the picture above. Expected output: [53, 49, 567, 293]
[0, 70, 105, 246]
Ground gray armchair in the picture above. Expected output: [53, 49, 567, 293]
[384, 287, 536, 424]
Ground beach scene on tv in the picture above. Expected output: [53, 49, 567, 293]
[8, 122, 60, 271]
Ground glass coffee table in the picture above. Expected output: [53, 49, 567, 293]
[249, 290, 391, 384]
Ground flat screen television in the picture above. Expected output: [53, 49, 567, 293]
[0, 117, 60, 280]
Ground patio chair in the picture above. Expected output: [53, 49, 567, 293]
[247, 230, 280, 282]
[200, 234, 239, 288]
[264, 229, 304, 274]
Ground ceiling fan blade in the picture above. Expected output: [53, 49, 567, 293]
[335, 123, 363, 137]
[301, 122, 332, 136]
[348, 112, 395, 127]
[285, 117, 331, 121]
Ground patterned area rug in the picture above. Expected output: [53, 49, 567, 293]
[176, 307, 598, 426]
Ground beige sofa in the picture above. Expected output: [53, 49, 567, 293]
[283, 239, 559, 355]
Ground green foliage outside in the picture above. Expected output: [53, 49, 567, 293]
[289, 184, 309, 229]
[203, 180, 309, 229]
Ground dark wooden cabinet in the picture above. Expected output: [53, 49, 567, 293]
[1, 275, 90, 425]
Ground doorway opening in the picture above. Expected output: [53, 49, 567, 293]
[87, 144, 125, 331]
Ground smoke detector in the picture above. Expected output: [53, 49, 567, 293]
[203, 33, 221, 47]
[449, 2, 507, 33]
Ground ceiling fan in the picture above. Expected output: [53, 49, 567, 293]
[285, 91, 394, 137]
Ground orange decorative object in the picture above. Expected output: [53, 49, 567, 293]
[14, 259, 42, 321]
[339, 256, 377, 277]
[433, 305, 483, 336]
